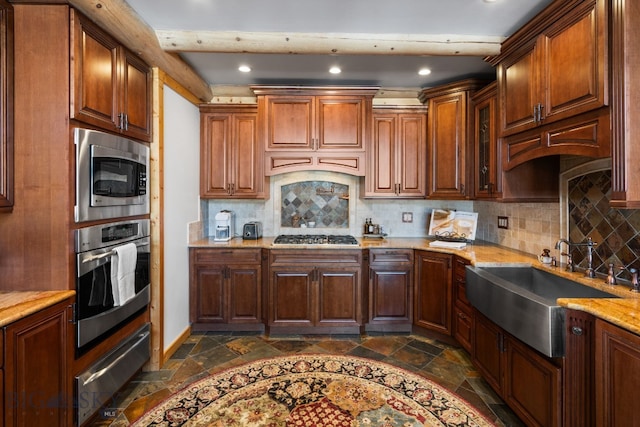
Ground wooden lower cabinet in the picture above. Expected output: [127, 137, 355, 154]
[366, 249, 413, 331]
[595, 318, 640, 426]
[472, 311, 503, 393]
[3, 297, 74, 427]
[504, 334, 562, 427]
[268, 250, 362, 333]
[473, 310, 562, 427]
[564, 309, 596, 427]
[189, 248, 265, 330]
[414, 250, 452, 335]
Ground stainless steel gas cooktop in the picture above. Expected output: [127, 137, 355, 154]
[273, 234, 359, 245]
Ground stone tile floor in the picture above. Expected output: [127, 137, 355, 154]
[87, 332, 525, 426]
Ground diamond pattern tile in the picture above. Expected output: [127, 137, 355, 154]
[568, 170, 640, 280]
[281, 181, 349, 228]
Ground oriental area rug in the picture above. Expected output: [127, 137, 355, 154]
[132, 354, 495, 426]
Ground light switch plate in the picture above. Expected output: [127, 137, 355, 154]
[498, 216, 509, 229]
[402, 212, 413, 223]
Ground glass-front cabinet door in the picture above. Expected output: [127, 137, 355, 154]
[473, 82, 500, 199]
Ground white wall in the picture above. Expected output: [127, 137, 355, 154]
[163, 86, 200, 350]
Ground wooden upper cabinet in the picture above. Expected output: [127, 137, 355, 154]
[70, 10, 152, 142]
[364, 107, 426, 198]
[472, 82, 501, 199]
[421, 79, 486, 200]
[0, 0, 12, 210]
[200, 105, 267, 199]
[253, 86, 377, 176]
[496, 0, 607, 137]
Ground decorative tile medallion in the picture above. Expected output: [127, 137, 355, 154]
[281, 181, 349, 228]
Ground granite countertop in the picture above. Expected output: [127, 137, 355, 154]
[0, 290, 75, 328]
[190, 236, 640, 334]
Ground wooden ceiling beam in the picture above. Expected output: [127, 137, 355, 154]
[157, 30, 504, 56]
[67, 0, 213, 102]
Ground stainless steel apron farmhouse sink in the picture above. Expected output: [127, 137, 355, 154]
[465, 266, 617, 357]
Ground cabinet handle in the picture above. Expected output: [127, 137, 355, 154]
[124, 113, 129, 131]
[538, 104, 544, 123]
[117, 113, 124, 130]
[571, 326, 583, 336]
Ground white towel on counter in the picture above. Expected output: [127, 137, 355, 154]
[110, 243, 138, 306]
[429, 240, 467, 249]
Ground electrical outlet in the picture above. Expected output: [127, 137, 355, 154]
[402, 212, 413, 223]
[498, 216, 509, 229]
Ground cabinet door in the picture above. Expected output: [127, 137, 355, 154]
[200, 108, 264, 199]
[4, 299, 73, 427]
[541, 0, 606, 123]
[369, 264, 412, 324]
[473, 83, 500, 199]
[316, 96, 365, 150]
[498, 44, 537, 136]
[119, 49, 151, 141]
[270, 266, 314, 326]
[190, 264, 226, 323]
[504, 335, 562, 427]
[413, 251, 452, 334]
[369, 114, 397, 196]
[228, 264, 262, 323]
[472, 311, 504, 394]
[231, 113, 261, 196]
[317, 266, 361, 326]
[200, 113, 233, 197]
[366, 110, 426, 198]
[397, 113, 426, 196]
[71, 10, 151, 142]
[595, 319, 640, 427]
[427, 92, 467, 199]
[263, 96, 314, 150]
[71, 11, 119, 133]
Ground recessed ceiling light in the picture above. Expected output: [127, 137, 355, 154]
[329, 66, 342, 74]
[238, 65, 251, 73]
[483, 0, 497, 3]
[418, 68, 432, 76]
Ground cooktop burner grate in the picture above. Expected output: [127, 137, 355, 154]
[273, 234, 359, 245]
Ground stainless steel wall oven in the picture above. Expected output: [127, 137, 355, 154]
[74, 218, 151, 425]
[74, 218, 151, 353]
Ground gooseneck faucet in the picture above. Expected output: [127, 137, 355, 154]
[555, 237, 597, 278]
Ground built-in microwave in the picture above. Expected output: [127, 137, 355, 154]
[75, 128, 149, 223]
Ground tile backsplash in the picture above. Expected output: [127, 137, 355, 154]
[567, 169, 640, 279]
[201, 161, 639, 276]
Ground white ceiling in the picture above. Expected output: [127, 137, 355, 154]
[125, 0, 554, 96]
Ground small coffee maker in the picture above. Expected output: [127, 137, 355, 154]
[214, 210, 235, 241]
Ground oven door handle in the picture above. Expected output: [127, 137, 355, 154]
[81, 241, 147, 264]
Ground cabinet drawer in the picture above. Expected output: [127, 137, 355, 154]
[454, 277, 471, 308]
[369, 249, 413, 264]
[454, 257, 469, 276]
[270, 249, 361, 265]
[191, 248, 262, 264]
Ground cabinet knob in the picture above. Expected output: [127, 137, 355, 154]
[571, 326, 583, 336]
